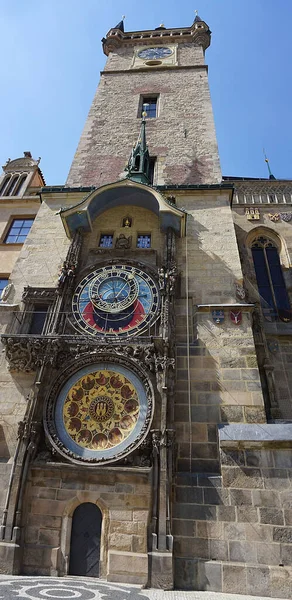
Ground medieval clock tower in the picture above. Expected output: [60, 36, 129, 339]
[1, 15, 274, 595]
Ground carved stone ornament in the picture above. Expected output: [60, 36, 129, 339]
[280, 212, 292, 222]
[236, 283, 246, 301]
[115, 233, 132, 249]
[268, 213, 280, 222]
[1, 334, 174, 379]
[0, 283, 14, 302]
[1, 336, 62, 372]
[245, 207, 260, 221]
[22, 286, 57, 303]
[158, 263, 177, 296]
[44, 353, 155, 466]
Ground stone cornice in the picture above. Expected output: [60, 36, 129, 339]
[102, 20, 211, 56]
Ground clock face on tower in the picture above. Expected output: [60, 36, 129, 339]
[138, 47, 172, 60]
[72, 264, 160, 338]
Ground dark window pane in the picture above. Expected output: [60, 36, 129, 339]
[148, 157, 156, 184]
[137, 234, 151, 248]
[99, 234, 113, 248]
[252, 247, 275, 310]
[29, 305, 48, 334]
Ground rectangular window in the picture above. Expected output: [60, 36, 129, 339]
[0, 278, 8, 296]
[99, 234, 113, 248]
[141, 97, 158, 119]
[149, 157, 156, 184]
[4, 218, 34, 244]
[29, 305, 48, 334]
[137, 234, 151, 249]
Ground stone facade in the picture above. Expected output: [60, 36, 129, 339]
[0, 15, 291, 599]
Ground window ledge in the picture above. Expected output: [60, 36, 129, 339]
[0, 243, 24, 247]
[0, 303, 19, 311]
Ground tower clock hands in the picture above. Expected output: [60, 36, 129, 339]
[115, 280, 130, 300]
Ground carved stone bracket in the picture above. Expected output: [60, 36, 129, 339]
[1, 336, 62, 372]
[1, 334, 176, 375]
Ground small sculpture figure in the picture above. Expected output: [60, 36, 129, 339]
[58, 262, 75, 287]
[115, 233, 132, 249]
[122, 217, 132, 228]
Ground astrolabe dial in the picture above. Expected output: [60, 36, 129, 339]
[72, 264, 160, 338]
[45, 363, 153, 465]
[89, 267, 138, 313]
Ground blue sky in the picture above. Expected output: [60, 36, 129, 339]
[1, 0, 291, 184]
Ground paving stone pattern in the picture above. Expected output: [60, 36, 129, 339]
[0, 577, 285, 600]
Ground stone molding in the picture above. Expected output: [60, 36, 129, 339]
[1, 334, 175, 374]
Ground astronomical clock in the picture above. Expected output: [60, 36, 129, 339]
[44, 261, 161, 465]
[71, 263, 160, 339]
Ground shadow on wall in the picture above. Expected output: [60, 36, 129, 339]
[0, 424, 10, 461]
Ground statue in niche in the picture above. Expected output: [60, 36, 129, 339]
[122, 217, 132, 228]
[115, 233, 132, 249]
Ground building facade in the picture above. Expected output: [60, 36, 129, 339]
[0, 15, 291, 598]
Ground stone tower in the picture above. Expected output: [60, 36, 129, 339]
[67, 16, 221, 188]
[0, 15, 291, 598]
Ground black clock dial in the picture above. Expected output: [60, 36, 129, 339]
[138, 47, 172, 60]
[72, 264, 160, 338]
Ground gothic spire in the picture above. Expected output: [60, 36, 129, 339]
[264, 149, 276, 180]
[194, 10, 203, 23]
[114, 17, 125, 32]
[126, 108, 150, 184]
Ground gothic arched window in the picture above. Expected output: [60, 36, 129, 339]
[251, 236, 291, 321]
[0, 175, 11, 196]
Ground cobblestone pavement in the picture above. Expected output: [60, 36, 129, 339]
[0, 577, 284, 600]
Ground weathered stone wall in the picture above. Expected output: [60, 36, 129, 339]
[173, 446, 292, 597]
[67, 46, 221, 188]
[103, 43, 205, 72]
[176, 192, 243, 304]
[22, 466, 151, 584]
[0, 194, 73, 459]
[233, 203, 292, 419]
[173, 190, 265, 472]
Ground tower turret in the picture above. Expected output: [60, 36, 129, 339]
[126, 109, 150, 184]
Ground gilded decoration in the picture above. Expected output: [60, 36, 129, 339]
[63, 369, 140, 451]
[45, 360, 154, 464]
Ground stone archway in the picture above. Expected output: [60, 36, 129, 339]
[69, 502, 102, 577]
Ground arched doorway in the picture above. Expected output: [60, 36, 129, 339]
[69, 502, 102, 576]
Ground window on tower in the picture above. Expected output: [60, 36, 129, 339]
[140, 97, 158, 119]
[251, 236, 291, 321]
[148, 157, 157, 184]
[28, 305, 49, 334]
[137, 234, 151, 249]
[99, 234, 113, 248]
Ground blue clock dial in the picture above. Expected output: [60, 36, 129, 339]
[72, 264, 160, 339]
[138, 47, 172, 60]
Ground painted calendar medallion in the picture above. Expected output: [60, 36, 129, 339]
[46, 363, 152, 464]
